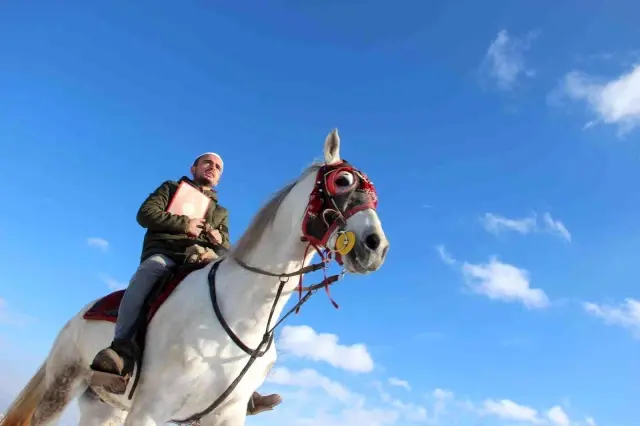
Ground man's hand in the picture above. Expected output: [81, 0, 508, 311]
[209, 229, 222, 243]
[186, 218, 205, 238]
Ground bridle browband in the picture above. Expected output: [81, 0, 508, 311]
[172, 160, 378, 425]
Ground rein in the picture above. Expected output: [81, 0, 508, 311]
[172, 253, 343, 425]
[172, 160, 376, 424]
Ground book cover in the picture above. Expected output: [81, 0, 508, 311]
[166, 181, 211, 219]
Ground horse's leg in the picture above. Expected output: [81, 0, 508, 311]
[78, 388, 127, 426]
[121, 382, 173, 426]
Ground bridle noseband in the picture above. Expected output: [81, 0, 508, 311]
[301, 159, 378, 263]
[234, 158, 378, 280]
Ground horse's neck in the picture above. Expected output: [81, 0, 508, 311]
[216, 173, 317, 343]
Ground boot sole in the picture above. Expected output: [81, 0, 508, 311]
[89, 370, 129, 395]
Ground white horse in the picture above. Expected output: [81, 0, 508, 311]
[0, 129, 389, 426]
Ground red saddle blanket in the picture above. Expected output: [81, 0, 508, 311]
[83, 263, 207, 324]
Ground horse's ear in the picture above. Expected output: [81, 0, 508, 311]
[323, 128, 341, 165]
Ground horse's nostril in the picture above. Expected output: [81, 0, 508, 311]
[364, 233, 381, 251]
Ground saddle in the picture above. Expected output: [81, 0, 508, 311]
[85, 245, 220, 397]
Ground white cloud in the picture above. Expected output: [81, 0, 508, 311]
[432, 388, 454, 400]
[435, 245, 456, 265]
[294, 407, 401, 426]
[482, 29, 537, 90]
[435, 245, 551, 309]
[481, 212, 571, 242]
[371, 381, 428, 424]
[99, 274, 127, 291]
[583, 298, 640, 337]
[482, 212, 537, 235]
[278, 325, 374, 373]
[542, 213, 572, 242]
[481, 399, 543, 423]
[462, 256, 550, 309]
[431, 388, 455, 422]
[585, 416, 597, 426]
[547, 405, 571, 426]
[558, 63, 640, 135]
[268, 367, 356, 403]
[2, 356, 598, 426]
[267, 370, 427, 426]
[86, 237, 109, 252]
[389, 399, 427, 422]
[387, 377, 410, 391]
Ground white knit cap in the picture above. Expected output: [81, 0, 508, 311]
[195, 152, 223, 171]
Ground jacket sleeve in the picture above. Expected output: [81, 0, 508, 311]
[136, 181, 190, 233]
[218, 210, 231, 249]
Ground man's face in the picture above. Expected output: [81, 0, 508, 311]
[191, 154, 223, 187]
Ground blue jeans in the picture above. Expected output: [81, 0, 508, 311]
[114, 254, 176, 340]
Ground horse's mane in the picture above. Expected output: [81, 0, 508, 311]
[230, 162, 322, 259]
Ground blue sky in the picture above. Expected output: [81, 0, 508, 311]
[1, 1, 639, 425]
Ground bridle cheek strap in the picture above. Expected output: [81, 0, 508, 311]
[297, 161, 378, 307]
[300, 161, 378, 248]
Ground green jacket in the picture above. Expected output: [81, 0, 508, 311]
[136, 176, 230, 264]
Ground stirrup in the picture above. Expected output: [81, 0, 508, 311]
[90, 370, 130, 395]
[89, 342, 135, 395]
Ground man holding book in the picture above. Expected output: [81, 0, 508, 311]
[90, 152, 282, 415]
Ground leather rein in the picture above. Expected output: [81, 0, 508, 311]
[172, 161, 376, 424]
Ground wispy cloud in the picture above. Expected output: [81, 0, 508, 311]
[99, 274, 127, 290]
[541, 213, 571, 242]
[583, 298, 640, 337]
[435, 245, 456, 265]
[431, 388, 455, 423]
[482, 212, 537, 235]
[481, 212, 571, 242]
[87, 237, 109, 252]
[268, 367, 357, 404]
[387, 377, 411, 391]
[481, 29, 538, 91]
[554, 63, 640, 135]
[480, 399, 543, 423]
[371, 381, 427, 423]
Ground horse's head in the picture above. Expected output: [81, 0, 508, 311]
[301, 129, 389, 274]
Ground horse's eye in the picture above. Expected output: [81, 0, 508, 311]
[335, 171, 354, 187]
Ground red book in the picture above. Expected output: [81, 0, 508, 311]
[166, 181, 211, 219]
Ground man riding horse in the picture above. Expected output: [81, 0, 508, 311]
[89, 152, 282, 415]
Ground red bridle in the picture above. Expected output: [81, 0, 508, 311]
[297, 160, 378, 307]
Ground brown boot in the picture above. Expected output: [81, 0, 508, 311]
[246, 391, 282, 415]
[89, 339, 136, 395]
